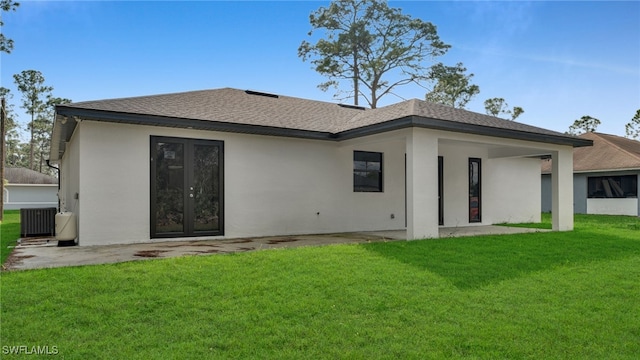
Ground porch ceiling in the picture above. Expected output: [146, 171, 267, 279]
[438, 138, 553, 159]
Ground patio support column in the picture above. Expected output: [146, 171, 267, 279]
[551, 148, 574, 231]
[406, 128, 439, 239]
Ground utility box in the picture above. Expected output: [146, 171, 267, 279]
[20, 207, 56, 238]
[55, 212, 77, 243]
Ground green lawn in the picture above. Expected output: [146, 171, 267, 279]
[1, 210, 20, 265]
[1, 214, 639, 359]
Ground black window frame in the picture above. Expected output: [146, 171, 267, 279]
[587, 175, 637, 198]
[469, 158, 481, 223]
[353, 151, 383, 192]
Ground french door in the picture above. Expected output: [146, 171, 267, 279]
[150, 136, 224, 238]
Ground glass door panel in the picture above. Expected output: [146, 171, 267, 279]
[193, 144, 221, 232]
[151, 137, 224, 238]
[154, 141, 185, 234]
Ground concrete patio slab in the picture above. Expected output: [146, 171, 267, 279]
[3, 226, 548, 271]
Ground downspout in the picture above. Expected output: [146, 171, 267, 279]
[46, 159, 61, 212]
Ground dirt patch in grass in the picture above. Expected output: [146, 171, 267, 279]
[134, 250, 169, 258]
[2, 253, 35, 270]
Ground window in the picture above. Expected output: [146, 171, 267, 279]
[587, 175, 637, 198]
[354, 151, 382, 192]
[469, 158, 481, 222]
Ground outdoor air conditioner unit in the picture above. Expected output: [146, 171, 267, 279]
[20, 207, 56, 238]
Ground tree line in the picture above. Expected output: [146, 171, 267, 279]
[2, 71, 71, 176]
[567, 111, 640, 138]
[1, 1, 70, 177]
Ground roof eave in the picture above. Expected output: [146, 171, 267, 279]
[55, 105, 335, 139]
[336, 115, 594, 147]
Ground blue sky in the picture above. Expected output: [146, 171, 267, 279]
[1, 1, 638, 138]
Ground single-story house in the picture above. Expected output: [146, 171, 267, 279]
[3, 167, 58, 210]
[50, 88, 591, 246]
[542, 132, 640, 216]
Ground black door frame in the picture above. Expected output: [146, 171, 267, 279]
[150, 136, 224, 238]
[438, 156, 444, 225]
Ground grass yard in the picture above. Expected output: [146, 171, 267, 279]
[1, 210, 20, 265]
[1, 214, 639, 359]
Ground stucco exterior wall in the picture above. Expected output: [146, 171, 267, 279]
[438, 142, 487, 227]
[486, 157, 541, 224]
[72, 121, 409, 245]
[573, 174, 588, 214]
[439, 141, 541, 226]
[63, 121, 563, 245]
[3, 184, 58, 210]
[587, 198, 638, 216]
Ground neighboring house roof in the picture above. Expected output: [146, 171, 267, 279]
[541, 132, 640, 174]
[51, 88, 592, 161]
[4, 167, 57, 184]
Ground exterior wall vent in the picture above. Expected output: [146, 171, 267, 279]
[245, 90, 279, 98]
[338, 103, 366, 110]
[20, 207, 56, 238]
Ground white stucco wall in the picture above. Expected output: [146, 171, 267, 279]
[438, 136, 543, 227]
[485, 157, 541, 224]
[63, 120, 566, 245]
[587, 198, 638, 216]
[70, 121, 408, 245]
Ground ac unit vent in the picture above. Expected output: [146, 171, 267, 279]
[20, 208, 56, 238]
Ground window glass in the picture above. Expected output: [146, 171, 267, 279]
[469, 158, 481, 222]
[587, 175, 637, 198]
[354, 151, 383, 192]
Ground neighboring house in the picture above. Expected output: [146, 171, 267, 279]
[50, 88, 591, 246]
[542, 132, 640, 216]
[3, 167, 58, 210]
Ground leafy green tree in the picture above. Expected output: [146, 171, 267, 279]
[299, 0, 449, 108]
[624, 109, 640, 140]
[13, 70, 54, 170]
[0, 0, 19, 53]
[0, 87, 20, 143]
[0, 87, 21, 166]
[567, 115, 601, 135]
[484, 97, 524, 121]
[425, 62, 480, 109]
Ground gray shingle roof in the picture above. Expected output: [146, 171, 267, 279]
[61, 88, 362, 133]
[542, 132, 640, 173]
[4, 167, 57, 184]
[340, 98, 567, 137]
[52, 88, 591, 161]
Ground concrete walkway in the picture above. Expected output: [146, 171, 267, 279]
[3, 226, 548, 271]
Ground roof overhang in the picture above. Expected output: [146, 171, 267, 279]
[51, 106, 593, 161]
[335, 115, 594, 148]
